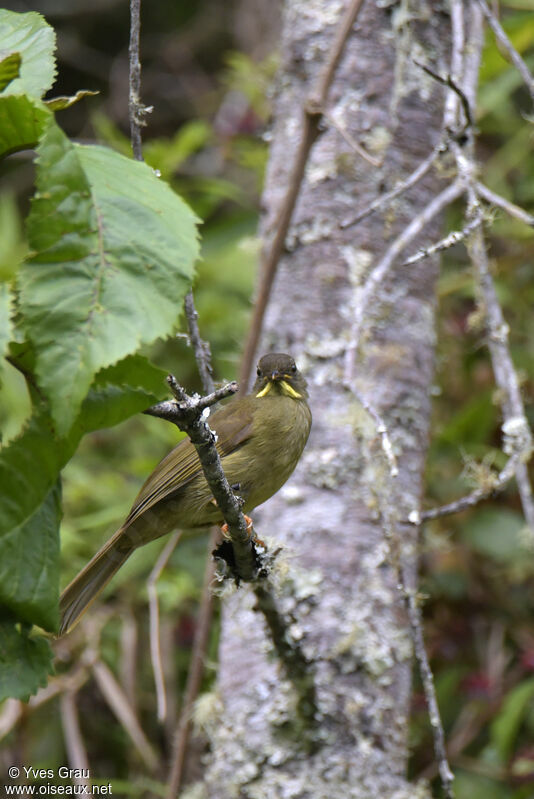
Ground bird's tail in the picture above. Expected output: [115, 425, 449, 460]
[59, 528, 133, 636]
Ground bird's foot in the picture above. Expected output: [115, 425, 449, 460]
[221, 514, 253, 540]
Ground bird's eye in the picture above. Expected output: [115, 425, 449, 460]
[257, 367, 261, 376]
[291, 364, 297, 373]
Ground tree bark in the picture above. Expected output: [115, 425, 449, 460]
[206, 1, 448, 796]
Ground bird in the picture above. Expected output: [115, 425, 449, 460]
[59, 352, 311, 634]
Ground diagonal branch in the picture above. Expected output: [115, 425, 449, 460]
[239, 0, 367, 388]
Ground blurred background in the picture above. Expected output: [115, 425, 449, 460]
[1, 1, 534, 797]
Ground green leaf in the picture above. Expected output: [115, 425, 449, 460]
[44, 89, 99, 112]
[0, 94, 50, 157]
[0, 283, 13, 362]
[0, 192, 29, 282]
[77, 355, 169, 434]
[0, 409, 66, 631]
[491, 678, 534, 762]
[0, 10, 56, 98]
[0, 51, 21, 92]
[20, 120, 199, 434]
[0, 621, 54, 701]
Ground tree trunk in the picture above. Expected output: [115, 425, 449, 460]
[207, 1, 448, 796]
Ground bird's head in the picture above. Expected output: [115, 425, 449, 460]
[253, 353, 308, 400]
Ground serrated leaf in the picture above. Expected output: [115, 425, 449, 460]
[0, 10, 56, 98]
[20, 120, 199, 434]
[75, 355, 169, 434]
[0, 283, 13, 362]
[0, 51, 21, 92]
[0, 481, 61, 631]
[0, 94, 50, 157]
[0, 410, 67, 631]
[44, 89, 99, 112]
[0, 622, 54, 701]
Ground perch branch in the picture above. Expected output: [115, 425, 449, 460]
[144, 377, 257, 581]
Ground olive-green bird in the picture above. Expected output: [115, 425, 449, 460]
[59, 353, 311, 634]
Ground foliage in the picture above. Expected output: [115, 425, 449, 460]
[0, 10, 199, 698]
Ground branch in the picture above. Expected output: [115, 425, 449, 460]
[405, 587, 455, 799]
[476, 181, 534, 227]
[239, 0, 367, 389]
[148, 532, 181, 722]
[128, 0, 151, 160]
[253, 584, 318, 740]
[403, 213, 482, 266]
[476, 0, 534, 105]
[166, 530, 218, 799]
[409, 453, 521, 524]
[344, 179, 464, 378]
[144, 377, 257, 581]
[59, 692, 90, 789]
[341, 137, 447, 229]
[184, 289, 215, 394]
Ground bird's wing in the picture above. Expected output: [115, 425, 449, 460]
[123, 401, 254, 527]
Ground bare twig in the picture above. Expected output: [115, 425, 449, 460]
[239, 0, 367, 389]
[345, 381, 398, 478]
[60, 692, 90, 789]
[452, 4, 534, 539]
[128, 0, 144, 160]
[322, 108, 381, 166]
[475, 181, 534, 227]
[119, 611, 138, 709]
[476, 0, 534, 104]
[341, 137, 447, 229]
[184, 289, 215, 394]
[148, 532, 181, 722]
[92, 659, 159, 772]
[405, 587, 455, 799]
[410, 453, 521, 523]
[403, 213, 482, 266]
[344, 179, 464, 379]
[166, 529, 218, 799]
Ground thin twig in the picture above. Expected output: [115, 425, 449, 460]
[345, 381, 398, 478]
[405, 587, 455, 799]
[411, 453, 521, 523]
[476, 181, 534, 227]
[344, 179, 464, 380]
[454, 4, 534, 539]
[476, 0, 534, 104]
[128, 0, 144, 160]
[403, 214, 482, 266]
[184, 289, 215, 394]
[119, 611, 138, 709]
[92, 659, 159, 772]
[166, 529, 218, 799]
[239, 0, 367, 389]
[341, 137, 447, 229]
[60, 692, 90, 789]
[322, 108, 381, 166]
[148, 532, 181, 722]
